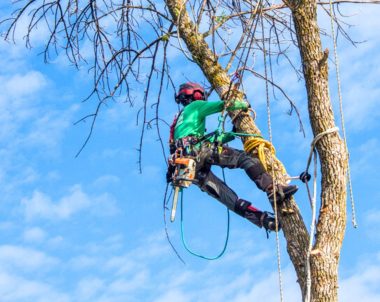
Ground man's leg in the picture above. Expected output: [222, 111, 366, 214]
[195, 168, 280, 231]
[214, 146, 298, 204]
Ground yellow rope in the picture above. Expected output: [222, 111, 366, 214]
[244, 137, 287, 176]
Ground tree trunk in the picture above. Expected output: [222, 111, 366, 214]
[290, 0, 348, 300]
[165, 0, 310, 295]
[166, 0, 348, 300]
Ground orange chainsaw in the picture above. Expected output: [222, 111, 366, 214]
[170, 157, 196, 222]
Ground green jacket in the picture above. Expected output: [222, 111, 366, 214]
[174, 100, 248, 143]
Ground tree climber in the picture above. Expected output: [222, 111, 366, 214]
[166, 82, 298, 233]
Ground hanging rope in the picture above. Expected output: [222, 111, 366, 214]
[261, 12, 284, 302]
[303, 127, 339, 302]
[328, 0, 358, 228]
[179, 181, 231, 261]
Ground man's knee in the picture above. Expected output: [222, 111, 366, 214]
[217, 147, 243, 167]
[237, 152, 262, 171]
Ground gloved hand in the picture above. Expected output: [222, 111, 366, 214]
[166, 164, 175, 183]
[243, 102, 252, 112]
[169, 143, 176, 155]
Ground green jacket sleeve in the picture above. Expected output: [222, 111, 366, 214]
[226, 100, 249, 111]
[196, 100, 248, 120]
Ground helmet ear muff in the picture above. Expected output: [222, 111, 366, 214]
[193, 91, 204, 100]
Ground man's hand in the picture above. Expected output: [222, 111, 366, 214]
[169, 142, 176, 154]
[166, 164, 175, 183]
[243, 102, 252, 112]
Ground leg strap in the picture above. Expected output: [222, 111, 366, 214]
[234, 199, 251, 216]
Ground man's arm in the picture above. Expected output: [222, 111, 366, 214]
[196, 100, 249, 120]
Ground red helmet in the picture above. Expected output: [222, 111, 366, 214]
[175, 82, 206, 106]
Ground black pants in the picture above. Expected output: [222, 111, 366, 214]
[194, 143, 273, 224]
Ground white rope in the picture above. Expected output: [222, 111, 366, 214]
[328, 0, 358, 228]
[261, 13, 284, 302]
[272, 177, 284, 302]
[304, 127, 339, 302]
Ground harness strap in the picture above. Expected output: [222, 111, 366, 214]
[169, 110, 183, 144]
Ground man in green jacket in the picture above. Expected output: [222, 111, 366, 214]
[167, 82, 298, 232]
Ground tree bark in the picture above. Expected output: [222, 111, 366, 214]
[290, 0, 348, 300]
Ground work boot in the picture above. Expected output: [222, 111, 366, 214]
[267, 184, 298, 205]
[260, 211, 281, 232]
[243, 204, 281, 233]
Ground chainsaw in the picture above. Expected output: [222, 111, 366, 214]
[170, 157, 196, 222]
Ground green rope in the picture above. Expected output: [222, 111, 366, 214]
[180, 170, 230, 261]
[180, 189, 230, 260]
[228, 131, 263, 138]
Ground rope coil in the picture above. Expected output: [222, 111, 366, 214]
[244, 137, 287, 176]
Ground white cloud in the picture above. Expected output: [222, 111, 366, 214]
[76, 277, 105, 301]
[23, 227, 47, 243]
[3, 71, 47, 98]
[22, 185, 91, 220]
[153, 289, 192, 302]
[340, 257, 380, 302]
[0, 272, 70, 302]
[47, 236, 65, 248]
[64, 226, 380, 302]
[69, 255, 99, 271]
[92, 175, 120, 188]
[0, 245, 58, 272]
[350, 138, 380, 178]
[366, 210, 380, 224]
[21, 185, 118, 221]
[1, 221, 375, 302]
[107, 271, 149, 294]
[0, 71, 48, 142]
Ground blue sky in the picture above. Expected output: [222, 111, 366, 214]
[0, 3, 380, 302]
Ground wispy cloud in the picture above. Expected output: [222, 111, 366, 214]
[0, 272, 70, 302]
[21, 185, 118, 221]
[23, 227, 47, 243]
[0, 245, 59, 272]
[340, 254, 380, 302]
[22, 185, 91, 220]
